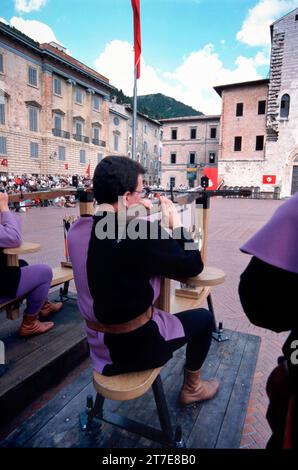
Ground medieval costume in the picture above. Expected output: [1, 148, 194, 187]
[239, 192, 298, 448]
[68, 214, 214, 378]
[0, 210, 61, 336]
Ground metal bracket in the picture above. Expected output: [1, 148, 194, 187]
[212, 322, 229, 342]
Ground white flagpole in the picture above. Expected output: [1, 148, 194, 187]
[132, 64, 138, 160]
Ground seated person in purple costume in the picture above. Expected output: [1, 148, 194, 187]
[239, 193, 298, 447]
[68, 156, 219, 406]
[0, 192, 62, 337]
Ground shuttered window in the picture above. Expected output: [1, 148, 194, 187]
[0, 136, 7, 154]
[80, 149, 86, 163]
[58, 146, 65, 161]
[114, 134, 119, 151]
[29, 107, 38, 132]
[75, 87, 83, 104]
[54, 78, 62, 95]
[28, 67, 37, 86]
[75, 121, 82, 136]
[93, 127, 100, 140]
[0, 103, 5, 125]
[30, 142, 39, 158]
[93, 95, 100, 110]
[54, 115, 62, 130]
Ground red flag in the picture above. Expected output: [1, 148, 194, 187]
[263, 175, 276, 184]
[85, 161, 90, 178]
[1, 158, 8, 166]
[131, 0, 141, 79]
[64, 163, 69, 170]
[203, 167, 218, 190]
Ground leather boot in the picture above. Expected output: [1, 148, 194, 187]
[19, 314, 54, 337]
[179, 368, 219, 406]
[39, 300, 63, 317]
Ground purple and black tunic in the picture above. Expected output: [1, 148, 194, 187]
[68, 213, 203, 376]
[239, 192, 298, 387]
[0, 211, 53, 313]
[0, 211, 22, 298]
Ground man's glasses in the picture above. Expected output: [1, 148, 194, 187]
[133, 190, 147, 198]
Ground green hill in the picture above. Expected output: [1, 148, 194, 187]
[113, 90, 203, 120]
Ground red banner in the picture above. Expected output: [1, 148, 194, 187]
[131, 0, 141, 79]
[64, 163, 69, 170]
[1, 158, 8, 166]
[85, 162, 90, 178]
[263, 175, 276, 184]
[203, 167, 218, 190]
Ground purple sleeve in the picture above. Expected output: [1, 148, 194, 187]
[0, 211, 22, 248]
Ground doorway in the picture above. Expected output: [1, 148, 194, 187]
[291, 165, 298, 194]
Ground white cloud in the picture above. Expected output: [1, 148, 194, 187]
[6, 16, 61, 45]
[94, 40, 172, 98]
[0, 17, 9, 25]
[237, 0, 298, 47]
[95, 41, 266, 115]
[254, 51, 270, 66]
[15, 0, 47, 13]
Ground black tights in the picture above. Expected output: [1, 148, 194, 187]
[167, 308, 214, 371]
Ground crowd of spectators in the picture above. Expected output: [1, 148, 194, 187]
[0, 173, 195, 211]
[0, 173, 92, 194]
[0, 173, 92, 210]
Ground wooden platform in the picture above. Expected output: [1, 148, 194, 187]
[1, 329, 260, 448]
[0, 291, 88, 425]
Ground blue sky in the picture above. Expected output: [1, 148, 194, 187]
[1, 0, 298, 113]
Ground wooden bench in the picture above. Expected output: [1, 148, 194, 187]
[0, 258, 74, 320]
[81, 265, 226, 447]
[51, 265, 74, 301]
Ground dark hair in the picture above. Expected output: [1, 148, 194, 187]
[93, 156, 146, 204]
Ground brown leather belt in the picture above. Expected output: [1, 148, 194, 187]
[85, 306, 152, 334]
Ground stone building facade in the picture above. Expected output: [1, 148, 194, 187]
[0, 22, 114, 176]
[108, 103, 129, 158]
[266, 8, 298, 196]
[159, 115, 220, 188]
[108, 102, 162, 185]
[214, 79, 269, 188]
[125, 106, 162, 185]
[215, 7, 298, 197]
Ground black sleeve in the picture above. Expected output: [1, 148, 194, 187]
[145, 220, 204, 279]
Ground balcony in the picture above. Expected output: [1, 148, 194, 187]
[52, 128, 70, 139]
[92, 138, 106, 147]
[73, 134, 90, 143]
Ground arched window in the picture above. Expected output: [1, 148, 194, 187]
[280, 94, 290, 118]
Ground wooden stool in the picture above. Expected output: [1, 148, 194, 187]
[80, 367, 184, 447]
[175, 266, 226, 336]
[178, 266, 226, 287]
